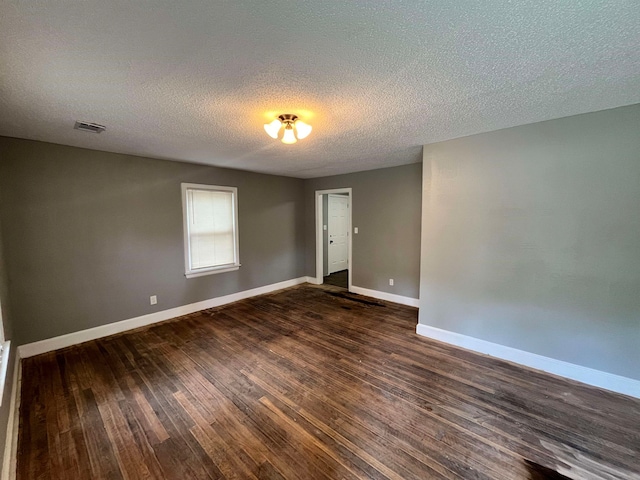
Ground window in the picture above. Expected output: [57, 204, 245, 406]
[182, 183, 240, 278]
[0, 286, 9, 406]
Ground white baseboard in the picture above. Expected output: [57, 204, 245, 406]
[350, 285, 419, 308]
[2, 352, 20, 480]
[416, 324, 640, 399]
[305, 276, 322, 285]
[18, 277, 309, 358]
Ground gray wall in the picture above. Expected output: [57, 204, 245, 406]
[0, 137, 306, 345]
[306, 163, 422, 299]
[419, 104, 640, 380]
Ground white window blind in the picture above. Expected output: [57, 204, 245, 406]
[182, 184, 239, 278]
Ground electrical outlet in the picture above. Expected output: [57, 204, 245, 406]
[323, 224, 327, 231]
[150, 295, 157, 305]
[354, 227, 359, 234]
[389, 279, 394, 286]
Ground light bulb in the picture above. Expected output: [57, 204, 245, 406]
[281, 125, 297, 144]
[264, 119, 282, 139]
[294, 120, 312, 139]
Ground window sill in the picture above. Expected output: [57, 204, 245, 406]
[185, 265, 240, 279]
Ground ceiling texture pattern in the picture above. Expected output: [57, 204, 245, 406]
[1, 1, 639, 178]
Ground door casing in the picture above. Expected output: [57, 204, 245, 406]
[315, 188, 352, 290]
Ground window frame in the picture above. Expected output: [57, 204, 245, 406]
[0, 286, 9, 406]
[181, 183, 240, 279]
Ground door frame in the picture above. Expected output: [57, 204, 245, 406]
[315, 188, 352, 290]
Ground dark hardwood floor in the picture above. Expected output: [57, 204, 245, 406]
[323, 270, 348, 289]
[17, 285, 640, 479]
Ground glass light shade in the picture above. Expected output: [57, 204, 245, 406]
[264, 119, 282, 139]
[281, 125, 297, 144]
[294, 120, 312, 139]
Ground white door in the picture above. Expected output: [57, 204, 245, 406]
[328, 194, 349, 273]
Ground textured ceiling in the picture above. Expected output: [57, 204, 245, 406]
[1, 1, 639, 178]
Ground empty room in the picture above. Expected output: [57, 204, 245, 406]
[0, 1, 639, 479]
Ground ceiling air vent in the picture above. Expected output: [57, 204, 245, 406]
[74, 121, 106, 134]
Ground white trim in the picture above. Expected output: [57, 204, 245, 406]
[18, 277, 308, 358]
[350, 285, 419, 307]
[0, 343, 10, 406]
[304, 276, 321, 285]
[185, 265, 239, 279]
[2, 352, 20, 480]
[315, 188, 352, 291]
[416, 324, 640, 399]
[0, 302, 5, 344]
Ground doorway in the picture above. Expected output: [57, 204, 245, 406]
[328, 194, 349, 274]
[315, 188, 352, 290]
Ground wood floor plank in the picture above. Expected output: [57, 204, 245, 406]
[79, 388, 125, 480]
[216, 302, 549, 476]
[17, 284, 640, 479]
[204, 307, 505, 479]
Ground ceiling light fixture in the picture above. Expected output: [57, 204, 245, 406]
[264, 114, 312, 144]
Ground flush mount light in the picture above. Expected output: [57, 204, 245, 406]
[264, 114, 312, 144]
